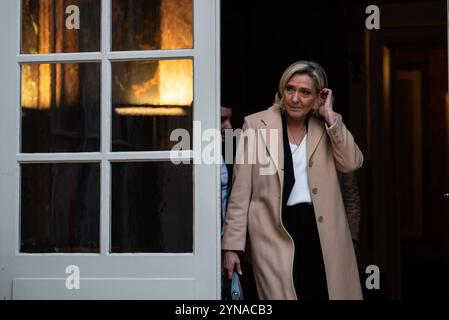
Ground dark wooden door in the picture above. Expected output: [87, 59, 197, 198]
[391, 44, 449, 299]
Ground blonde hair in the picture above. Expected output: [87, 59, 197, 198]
[273, 60, 328, 114]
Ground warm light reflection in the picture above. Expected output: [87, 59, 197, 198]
[56, 64, 62, 107]
[39, 0, 52, 54]
[123, 59, 193, 108]
[127, 75, 159, 105]
[64, 64, 79, 107]
[161, 0, 193, 50]
[22, 0, 99, 54]
[115, 107, 187, 116]
[23, 0, 194, 114]
[22, 64, 79, 110]
[159, 0, 193, 106]
[38, 64, 51, 109]
[22, 64, 52, 110]
[159, 59, 193, 106]
[121, 1, 193, 109]
[29, 0, 53, 109]
[21, 65, 38, 108]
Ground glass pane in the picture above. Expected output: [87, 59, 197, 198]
[112, 0, 193, 51]
[21, 0, 100, 54]
[21, 163, 100, 253]
[111, 59, 193, 151]
[111, 162, 193, 253]
[21, 62, 101, 153]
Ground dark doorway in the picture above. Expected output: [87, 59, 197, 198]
[221, 0, 449, 299]
[221, 0, 356, 129]
[392, 44, 449, 299]
[368, 5, 449, 298]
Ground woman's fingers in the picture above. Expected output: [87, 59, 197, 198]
[227, 267, 234, 280]
[320, 88, 334, 112]
[321, 89, 332, 102]
[235, 261, 243, 276]
[223, 251, 241, 280]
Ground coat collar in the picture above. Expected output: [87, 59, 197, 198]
[258, 106, 325, 185]
[306, 113, 326, 160]
[258, 106, 284, 186]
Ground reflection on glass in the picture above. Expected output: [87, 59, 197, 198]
[21, 163, 100, 253]
[21, 63, 100, 153]
[21, 0, 100, 54]
[112, 0, 193, 51]
[111, 162, 193, 253]
[111, 59, 193, 151]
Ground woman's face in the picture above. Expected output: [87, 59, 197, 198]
[283, 73, 319, 121]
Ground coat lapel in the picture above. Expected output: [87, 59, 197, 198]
[259, 106, 284, 188]
[258, 108, 325, 191]
[307, 115, 325, 161]
[281, 114, 295, 207]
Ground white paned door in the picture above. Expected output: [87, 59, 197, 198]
[0, 0, 220, 299]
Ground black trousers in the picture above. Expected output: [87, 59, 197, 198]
[282, 203, 329, 300]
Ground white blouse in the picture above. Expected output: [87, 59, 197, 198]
[286, 135, 312, 206]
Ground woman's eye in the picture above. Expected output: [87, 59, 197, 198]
[301, 90, 310, 96]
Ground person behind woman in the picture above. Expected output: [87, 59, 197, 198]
[222, 61, 364, 300]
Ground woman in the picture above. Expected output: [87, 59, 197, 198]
[222, 61, 364, 300]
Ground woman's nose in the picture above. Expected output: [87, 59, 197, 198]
[292, 92, 300, 102]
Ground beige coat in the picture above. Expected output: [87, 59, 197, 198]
[339, 172, 361, 242]
[222, 105, 364, 300]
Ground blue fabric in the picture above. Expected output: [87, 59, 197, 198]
[220, 155, 229, 236]
[230, 271, 244, 300]
[222, 271, 244, 300]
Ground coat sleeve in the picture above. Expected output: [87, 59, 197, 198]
[326, 113, 364, 172]
[338, 171, 361, 242]
[222, 118, 254, 252]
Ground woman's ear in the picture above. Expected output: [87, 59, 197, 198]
[318, 89, 326, 105]
[312, 95, 323, 113]
[319, 96, 325, 106]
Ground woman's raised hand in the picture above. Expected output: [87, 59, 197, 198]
[319, 88, 337, 126]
